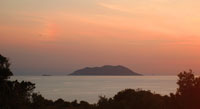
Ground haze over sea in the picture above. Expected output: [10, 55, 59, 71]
[11, 76, 177, 103]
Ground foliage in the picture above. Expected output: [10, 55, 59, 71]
[97, 89, 166, 109]
[0, 54, 35, 108]
[175, 70, 200, 109]
[0, 54, 13, 80]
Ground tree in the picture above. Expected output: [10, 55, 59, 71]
[0, 54, 35, 109]
[0, 54, 95, 109]
[97, 89, 167, 109]
[176, 70, 200, 109]
[0, 54, 13, 80]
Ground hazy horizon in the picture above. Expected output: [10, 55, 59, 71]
[12, 65, 180, 76]
[1, 0, 200, 75]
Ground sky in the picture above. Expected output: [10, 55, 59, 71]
[1, 0, 200, 75]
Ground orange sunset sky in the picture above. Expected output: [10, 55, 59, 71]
[0, 0, 200, 75]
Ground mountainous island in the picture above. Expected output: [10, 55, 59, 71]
[69, 65, 142, 76]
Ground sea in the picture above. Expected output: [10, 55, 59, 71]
[11, 76, 178, 103]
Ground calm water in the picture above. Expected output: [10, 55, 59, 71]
[11, 76, 178, 103]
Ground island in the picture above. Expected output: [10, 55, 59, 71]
[42, 74, 52, 76]
[69, 65, 142, 76]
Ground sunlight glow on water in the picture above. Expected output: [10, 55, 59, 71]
[11, 76, 178, 103]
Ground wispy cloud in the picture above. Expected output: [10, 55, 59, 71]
[98, 2, 131, 13]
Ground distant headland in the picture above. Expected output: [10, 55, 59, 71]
[69, 65, 142, 76]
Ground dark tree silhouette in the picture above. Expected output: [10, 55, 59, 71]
[175, 70, 200, 109]
[97, 89, 166, 109]
[0, 54, 35, 109]
[0, 54, 13, 80]
[0, 54, 93, 109]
